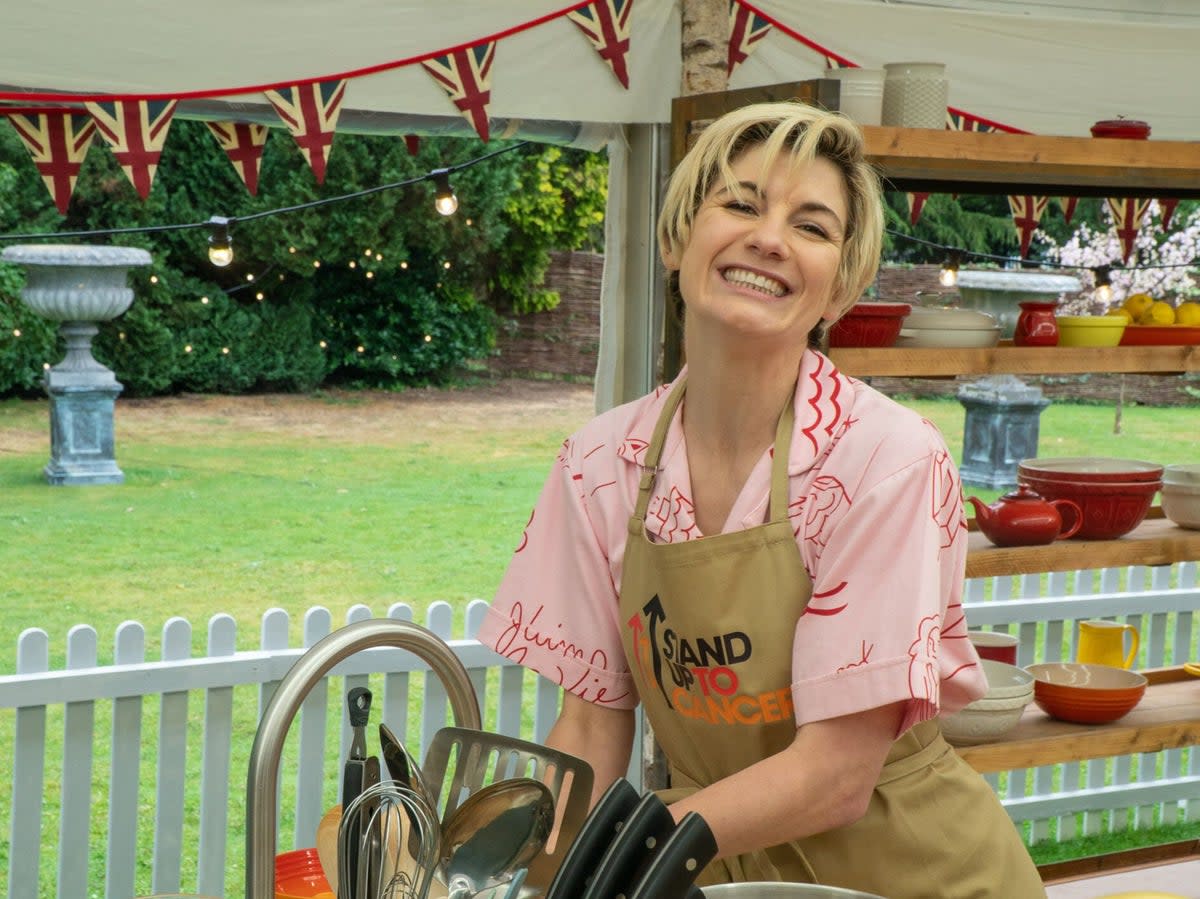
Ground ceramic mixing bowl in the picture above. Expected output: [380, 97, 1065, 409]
[1025, 662, 1147, 724]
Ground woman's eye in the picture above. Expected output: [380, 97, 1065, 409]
[796, 222, 829, 238]
[724, 200, 756, 214]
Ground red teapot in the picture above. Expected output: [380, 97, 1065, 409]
[966, 485, 1083, 547]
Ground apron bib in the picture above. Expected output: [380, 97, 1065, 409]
[618, 378, 1045, 898]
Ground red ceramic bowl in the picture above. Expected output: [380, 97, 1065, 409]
[828, 301, 911, 348]
[1017, 457, 1163, 483]
[1090, 119, 1151, 139]
[1025, 662, 1147, 724]
[275, 847, 334, 899]
[1017, 474, 1159, 540]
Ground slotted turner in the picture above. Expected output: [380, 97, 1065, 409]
[421, 726, 595, 893]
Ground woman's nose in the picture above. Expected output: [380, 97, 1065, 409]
[745, 214, 790, 257]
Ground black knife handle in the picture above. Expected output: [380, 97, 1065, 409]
[347, 686, 372, 728]
[545, 778, 641, 899]
[581, 791, 676, 899]
[627, 811, 718, 899]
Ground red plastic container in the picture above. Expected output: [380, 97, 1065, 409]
[828, 301, 911, 348]
[1090, 119, 1151, 139]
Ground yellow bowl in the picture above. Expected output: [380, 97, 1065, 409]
[1056, 315, 1127, 347]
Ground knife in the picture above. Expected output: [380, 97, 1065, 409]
[626, 811, 717, 899]
[341, 686, 372, 899]
[544, 778, 640, 899]
[579, 790, 677, 899]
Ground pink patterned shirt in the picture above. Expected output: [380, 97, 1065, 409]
[477, 351, 985, 733]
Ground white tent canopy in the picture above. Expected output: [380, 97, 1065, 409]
[3, 0, 1199, 406]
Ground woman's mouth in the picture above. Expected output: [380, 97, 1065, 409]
[722, 267, 787, 298]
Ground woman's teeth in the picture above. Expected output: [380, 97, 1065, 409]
[723, 268, 785, 297]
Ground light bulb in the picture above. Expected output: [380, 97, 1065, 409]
[432, 169, 458, 216]
[938, 251, 961, 288]
[207, 216, 234, 267]
[1093, 265, 1114, 304]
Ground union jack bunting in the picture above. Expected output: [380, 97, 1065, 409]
[422, 42, 496, 142]
[5, 109, 96, 214]
[205, 122, 269, 196]
[1107, 197, 1151, 262]
[567, 0, 633, 89]
[1059, 196, 1079, 225]
[727, 0, 772, 76]
[264, 79, 347, 184]
[1159, 197, 1180, 230]
[907, 192, 929, 226]
[946, 109, 997, 133]
[84, 99, 177, 199]
[1007, 194, 1049, 258]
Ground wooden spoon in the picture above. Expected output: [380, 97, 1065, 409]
[316, 804, 342, 894]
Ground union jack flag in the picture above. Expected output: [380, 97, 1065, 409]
[422, 42, 496, 142]
[567, 0, 633, 89]
[907, 192, 929, 226]
[264, 79, 346, 184]
[5, 109, 96, 214]
[1107, 196, 1151, 262]
[84, 99, 177, 199]
[1059, 195, 1079, 225]
[1007, 194, 1049, 258]
[1158, 197, 1180, 230]
[205, 121, 269, 196]
[727, 0, 772, 76]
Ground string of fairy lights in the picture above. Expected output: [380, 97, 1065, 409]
[3, 136, 1196, 367]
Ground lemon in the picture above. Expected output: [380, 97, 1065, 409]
[1123, 293, 1155, 319]
[1139, 301, 1176, 326]
[1107, 308, 1133, 323]
[1176, 301, 1200, 326]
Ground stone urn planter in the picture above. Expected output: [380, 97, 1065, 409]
[956, 269, 1081, 339]
[0, 243, 152, 485]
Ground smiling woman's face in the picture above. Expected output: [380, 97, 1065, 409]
[662, 144, 850, 353]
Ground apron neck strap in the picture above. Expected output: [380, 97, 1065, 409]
[632, 378, 797, 525]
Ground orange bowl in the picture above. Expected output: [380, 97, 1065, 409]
[275, 847, 334, 899]
[1025, 662, 1147, 724]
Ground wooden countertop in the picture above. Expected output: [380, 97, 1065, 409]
[957, 666, 1200, 773]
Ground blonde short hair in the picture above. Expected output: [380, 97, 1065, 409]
[658, 101, 884, 331]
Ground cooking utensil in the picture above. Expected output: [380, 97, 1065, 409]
[341, 687, 373, 899]
[701, 885, 885, 898]
[422, 726, 594, 892]
[380, 722, 439, 835]
[544, 778, 640, 899]
[339, 780, 442, 899]
[579, 791, 677, 899]
[628, 811, 717, 899]
[440, 777, 555, 898]
[316, 804, 342, 894]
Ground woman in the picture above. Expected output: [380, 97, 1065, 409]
[477, 101, 1044, 897]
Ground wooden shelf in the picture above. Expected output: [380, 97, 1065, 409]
[862, 125, 1200, 199]
[965, 511, 1200, 578]
[957, 666, 1200, 773]
[829, 344, 1200, 377]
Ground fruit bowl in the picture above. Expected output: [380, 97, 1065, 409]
[1056, 315, 1126, 347]
[828, 301, 911, 347]
[1025, 662, 1147, 724]
[1017, 457, 1162, 540]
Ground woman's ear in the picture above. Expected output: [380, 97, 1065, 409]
[659, 236, 681, 273]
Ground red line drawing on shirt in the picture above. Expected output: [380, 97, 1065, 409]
[648, 485, 698, 542]
[590, 480, 616, 496]
[583, 442, 606, 460]
[836, 639, 874, 673]
[907, 615, 942, 702]
[515, 508, 534, 553]
[619, 436, 650, 465]
[943, 660, 978, 681]
[802, 580, 849, 617]
[927, 429, 966, 550]
[802, 475, 848, 560]
[799, 360, 828, 456]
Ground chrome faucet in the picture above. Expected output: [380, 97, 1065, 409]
[244, 617, 483, 898]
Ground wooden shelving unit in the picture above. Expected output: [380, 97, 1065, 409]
[861, 125, 1200, 199]
[829, 344, 1200, 377]
[957, 666, 1200, 774]
[965, 512, 1200, 578]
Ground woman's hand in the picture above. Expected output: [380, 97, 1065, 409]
[545, 691, 637, 807]
[668, 701, 907, 859]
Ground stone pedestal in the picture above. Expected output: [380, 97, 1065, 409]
[0, 244, 152, 486]
[958, 375, 1051, 489]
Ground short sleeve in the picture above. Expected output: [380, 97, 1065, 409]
[791, 425, 984, 731]
[476, 438, 638, 709]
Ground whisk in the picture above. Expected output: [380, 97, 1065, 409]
[338, 779, 442, 899]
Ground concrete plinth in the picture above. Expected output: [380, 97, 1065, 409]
[958, 375, 1051, 489]
[45, 383, 125, 485]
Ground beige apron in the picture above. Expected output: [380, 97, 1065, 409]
[618, 378, 1045, 898]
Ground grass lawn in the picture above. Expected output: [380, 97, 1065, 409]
[1, 378, 1198, 895]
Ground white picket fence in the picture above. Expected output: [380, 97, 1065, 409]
[2, 564, 1199, 899]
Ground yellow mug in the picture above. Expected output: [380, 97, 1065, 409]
[1077, 619, 1140, 669]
